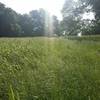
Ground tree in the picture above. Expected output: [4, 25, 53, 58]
[52, 16, 60, 36]
[79, 0, 100, 34]
[0, 2, 22, 37]
[18, 14, 33, 36]
[61, 0, 83, 35]
[0, 2, 60, 37]
[29, 10, 45, 36]
[61, 17, 82, 35]
[61, 0, 100, 35]
[79, 0, 100, 20]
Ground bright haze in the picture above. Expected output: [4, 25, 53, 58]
[0, 0, 65, 20]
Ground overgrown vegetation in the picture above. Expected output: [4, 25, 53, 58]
[0, 37, 100, 100]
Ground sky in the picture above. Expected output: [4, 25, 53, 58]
[0, 0, 65, 20]
[83, 12, 94, 20]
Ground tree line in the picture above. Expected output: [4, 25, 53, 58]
[0, 2, 60, 37]
[0, 0, 100, 37]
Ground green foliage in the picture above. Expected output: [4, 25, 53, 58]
[61, 0, 100, 35]
[9, 85, 15, 100]
[80, 0, 100, 20]
[61, 0, 83, 35]
[0, 37, 100, 100]
[61, 16, 82, 35]
[65, 35, 100, 41]
[0, 2, 60, 37]
[0, 2, 21, 36]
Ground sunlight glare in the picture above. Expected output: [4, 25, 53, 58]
[44, 12, 54, 36]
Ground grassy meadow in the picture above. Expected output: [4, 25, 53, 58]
[0, 37, 100, 100]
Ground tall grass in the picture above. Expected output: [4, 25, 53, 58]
[9, 85, 15, 100]
[0, 37, 100, 100]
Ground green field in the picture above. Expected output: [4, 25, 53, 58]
[0, 37, 100, 100]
